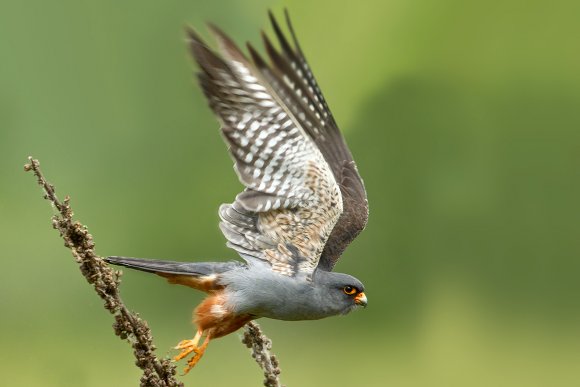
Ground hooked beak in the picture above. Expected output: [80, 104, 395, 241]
[354, 292, 368, 308]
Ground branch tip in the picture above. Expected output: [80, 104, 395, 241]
[26, 157, 183, 387]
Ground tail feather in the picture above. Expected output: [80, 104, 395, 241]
[105, 256, 240, 276]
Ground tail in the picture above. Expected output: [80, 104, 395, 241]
[105, 256, 243, 291]
[105, 256, 239, 275]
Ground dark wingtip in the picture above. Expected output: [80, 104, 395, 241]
[205, 22, 223, 38]
[184, 25, 210, 62]
[267, 9, 277, 28]
[260, 29, 275, 57]
[247, 41, 267, 69]
[284, 8, 292, 30]
[283, 8, 302, 53]
[184, 25, 209, 54]
[184, 25, 236, 80]
[267, 8, 298, 59]
[206, 22, 237, 51]
[206, 22, 249, 63]
[184, 25, 201, 41]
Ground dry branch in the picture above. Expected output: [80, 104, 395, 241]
[242, 322, 283, 387]
[25, 157, 182, 387]
[25, 157, 283, 387]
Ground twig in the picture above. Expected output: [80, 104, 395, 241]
[25, 156, 284, 386]
[242, 322, 283, 387]
[25, 157, 182, 387]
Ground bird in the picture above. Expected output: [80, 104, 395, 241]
[105, 10, 369, 374]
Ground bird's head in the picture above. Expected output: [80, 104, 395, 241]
[314, 271, 367, 315]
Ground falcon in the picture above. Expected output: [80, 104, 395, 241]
[106, 10, 369, 374]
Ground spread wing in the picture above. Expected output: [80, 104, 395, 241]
[186, 24, 343, 277]
[253, 11, 369, 271]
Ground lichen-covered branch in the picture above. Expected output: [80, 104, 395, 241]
[25, 156, 283, 387]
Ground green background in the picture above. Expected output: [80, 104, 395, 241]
[1, 0, 579, 386]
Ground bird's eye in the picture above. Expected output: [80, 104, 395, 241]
[343, 286, 357, 295]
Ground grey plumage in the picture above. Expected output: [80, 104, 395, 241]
[105, 256, 241, 276]
[106, 255, 364, 321]
[221, 264, 364, 320]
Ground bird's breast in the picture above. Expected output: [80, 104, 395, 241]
[222, 270, 334, 321]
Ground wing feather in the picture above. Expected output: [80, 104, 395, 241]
[258, 11, 369, 270]
[186, 25, 343, 277]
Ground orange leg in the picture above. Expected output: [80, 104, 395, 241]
[173, 329, 212, 374]
[182, 333, 211, 374]
[174, 329, 203, 361]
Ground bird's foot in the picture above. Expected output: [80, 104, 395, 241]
[184, 339, 209, 374]
[173, 339, 198, 361]
[173, 331, 210, 374]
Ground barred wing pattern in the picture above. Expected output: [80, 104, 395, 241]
[251, 12, 369, 271]
[187, 26, 343, 277]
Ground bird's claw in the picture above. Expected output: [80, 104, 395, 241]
[173, 339, 198, 362]
[183, 349, 205, 374]
[173, 335, 210, 374]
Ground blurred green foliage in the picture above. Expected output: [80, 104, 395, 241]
[1, 0, 579, 386]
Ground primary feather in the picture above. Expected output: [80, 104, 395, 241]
[186, 11, 367, 277]
[258, 11, 369, 271]
[187, 22, 343, 279]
